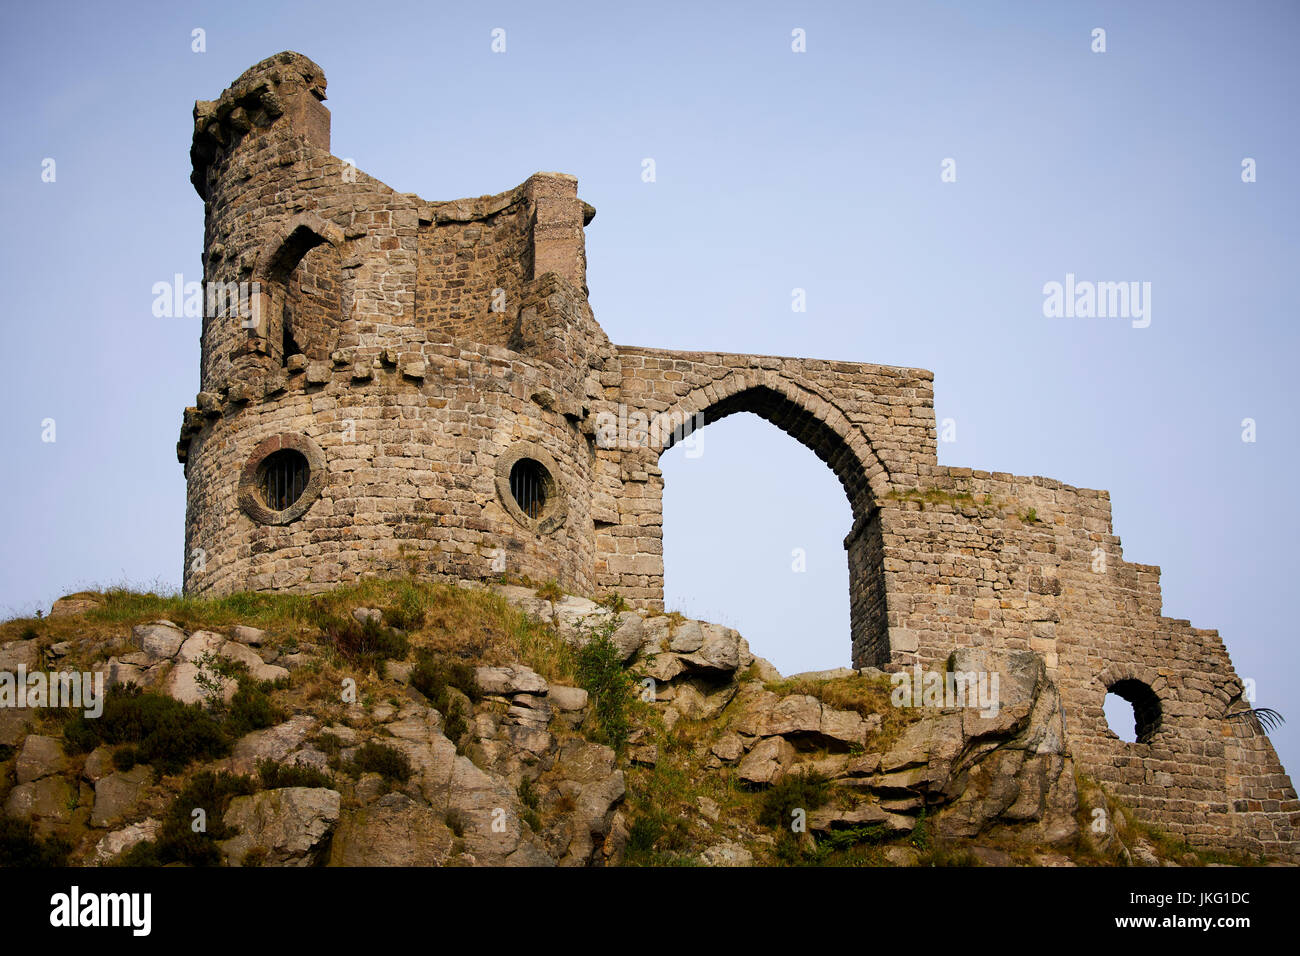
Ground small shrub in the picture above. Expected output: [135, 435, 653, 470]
[225, 678, 283, 739]
[535, 580, 563, 603]
[758, 769, 831, 829]
[822, 823, 888, 851]
[575, 618, 634, 752]
[410, 650, 480, 710]
[120, 771, 256, 867]
[257, 759, 333, 790]
[345, 742, 411, 783]
[517, 777, 542, 831]
[312, 606, 409, 672]
[192, 651, 237, 709]
[600, 592, 628, 614]
[382, 585, 427, 631]
[63, 685, 230, 775]
[910, 808, 931, 851]
[626, 814, 664, 857]
[0, 816, 71, 867]
[111, 746, 139, 772]
[622, 807, 693, 865]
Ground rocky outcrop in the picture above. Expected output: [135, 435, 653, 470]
[0, 583, 1175, 868]
[221, 787, 341, 866]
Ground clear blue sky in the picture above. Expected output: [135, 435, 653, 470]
[1, 1, 1296, 773]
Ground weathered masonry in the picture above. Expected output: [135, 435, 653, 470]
[178, 52, 1298, 860]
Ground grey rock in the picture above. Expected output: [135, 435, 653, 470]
[221, 787, 342, 866]
[6, 776, 79, 829]
[228, 625, 267, 646]
[0, 708, 34, 747]
[351, 607, 383, 626]
[328, 793, 455, 866]
[475, 664, 548, 696]
[219, 639, 289, 683]
[0, 640, 39, 671]
[82, 746, 115, 783]
[94, 818, 161, 864]
[91, 765, 151, 828]
[133, 623, 186, 660]
[699, 842, 753, 866]
[16, 735, 67, 784]
[668, 621, 704, 653]
[105, 657, 144, 690]
[176, 630, 225, 662]
[228, 715, 319, 775]
[547, 685, 588, 712]
[738, 736, 796, 785]
[161, 659, 236, 706]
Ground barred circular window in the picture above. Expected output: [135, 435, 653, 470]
[510, 458, 548, 519]
[238, 433, 325, 525]
[496, 445, 566, 534]
[259, 449, 310, 511]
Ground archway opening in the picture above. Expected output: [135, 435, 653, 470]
[258, 225, 341, 365]
[660, 411, 853, 677]
[1103, 679, 1162, 743]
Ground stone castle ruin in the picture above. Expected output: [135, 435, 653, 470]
[178, 52, 1297, 859]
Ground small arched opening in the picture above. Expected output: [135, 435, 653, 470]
[1103, 678, 1163, 744]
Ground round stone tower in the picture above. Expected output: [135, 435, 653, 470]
[179, 52, 612, 596]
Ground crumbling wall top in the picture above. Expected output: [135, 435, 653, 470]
[191, 51, 329, 199]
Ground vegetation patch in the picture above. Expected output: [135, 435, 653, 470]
[342, 741, 412, 784]
[0, 816, 71, 867]
[763, 672, 919, 751]
[575, 618, 635, 752]
[117, 771, 257, 867]
[312, 608, 409, 672]
[63, 685, 231, 775]
[758, 769, 831, 829]
[257, 759, 333, 790]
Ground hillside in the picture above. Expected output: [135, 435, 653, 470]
[0, 578, 1268, 867]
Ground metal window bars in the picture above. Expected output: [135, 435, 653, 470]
[510, 459, 546, 520]
[262, 450, 309, 511]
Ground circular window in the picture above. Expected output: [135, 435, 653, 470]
[495, 445, 566, 534]
[510, 458, 548, 519]
[238, 433, 326, 525]
[259, 448, 310, 511]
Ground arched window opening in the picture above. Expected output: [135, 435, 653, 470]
[1103, 679, 1163, 744]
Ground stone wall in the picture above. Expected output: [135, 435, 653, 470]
[872, 466, 1299, 859]
[177, 52, 1297, 861]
